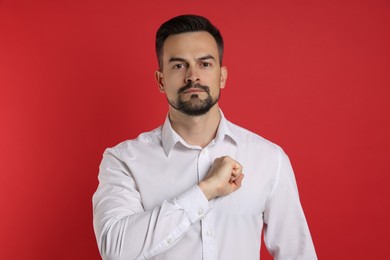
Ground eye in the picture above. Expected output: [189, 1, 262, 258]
[173, 63, 186, 70]
[200, 61, 213, 68]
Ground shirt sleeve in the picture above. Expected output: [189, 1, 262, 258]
[92, 148, 211, 260]
[263, 148, 317, 260]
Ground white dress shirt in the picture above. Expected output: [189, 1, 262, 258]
[93, 111, 317, 260]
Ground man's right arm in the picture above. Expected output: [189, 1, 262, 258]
[92, 149, 243, 260]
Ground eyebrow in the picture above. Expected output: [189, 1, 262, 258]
[168, 57, 187, 63]
[168, 55, 216, 63]
[198, 55, 215, 61]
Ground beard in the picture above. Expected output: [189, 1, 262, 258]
[167, 82, 220, 116]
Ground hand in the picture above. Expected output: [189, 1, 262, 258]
[198, 156, 244, 200]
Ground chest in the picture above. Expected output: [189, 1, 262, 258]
[127, 143, 277, 215]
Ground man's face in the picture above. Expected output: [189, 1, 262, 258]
[155, 31, 227, 116]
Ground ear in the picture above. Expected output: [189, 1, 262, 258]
[155, 70, 165, 93]
[219, 66, 228, 89]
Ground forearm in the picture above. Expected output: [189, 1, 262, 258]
[93, 185, 209, 260]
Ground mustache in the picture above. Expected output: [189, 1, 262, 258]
[178, 82, 210, 95]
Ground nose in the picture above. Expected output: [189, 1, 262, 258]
[185, 67, 200, 84]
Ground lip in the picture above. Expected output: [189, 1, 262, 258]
[183, 88, 204, 93]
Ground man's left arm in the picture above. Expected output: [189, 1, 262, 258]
[263, 148, 317, 260]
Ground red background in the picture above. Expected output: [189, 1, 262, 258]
[1, 0, 389, 259]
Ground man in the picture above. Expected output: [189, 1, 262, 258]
[93, 14, 317, 260]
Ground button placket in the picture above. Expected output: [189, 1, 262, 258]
[201, 213, 215, 260]
[197, 148, 211, 183]
[198, 147, 215, 259]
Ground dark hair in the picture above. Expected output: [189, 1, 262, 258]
[156, 14, 224, 69]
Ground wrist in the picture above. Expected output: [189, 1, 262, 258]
[198, 181, 214, 200]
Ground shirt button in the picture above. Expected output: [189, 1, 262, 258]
[167, 238, 172, 244]
[206, 230, 213, 236]
[198, 208, 204, 216]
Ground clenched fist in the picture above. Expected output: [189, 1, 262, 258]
[198, 156, 244, 200]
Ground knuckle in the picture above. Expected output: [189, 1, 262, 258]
[214, 157, 222, 162]
[221, 156, 231, 162]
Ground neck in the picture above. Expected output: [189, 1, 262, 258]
[168, 105, 221, 148]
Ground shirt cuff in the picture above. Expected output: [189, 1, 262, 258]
[176, 185, 211, 224]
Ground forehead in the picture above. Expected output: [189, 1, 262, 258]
[162, 31, 218, 59]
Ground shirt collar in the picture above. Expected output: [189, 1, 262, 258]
[161, 110, 239, 156]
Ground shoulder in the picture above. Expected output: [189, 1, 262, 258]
[104, 126, 163, 158]
[227, 120, 285, 157]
